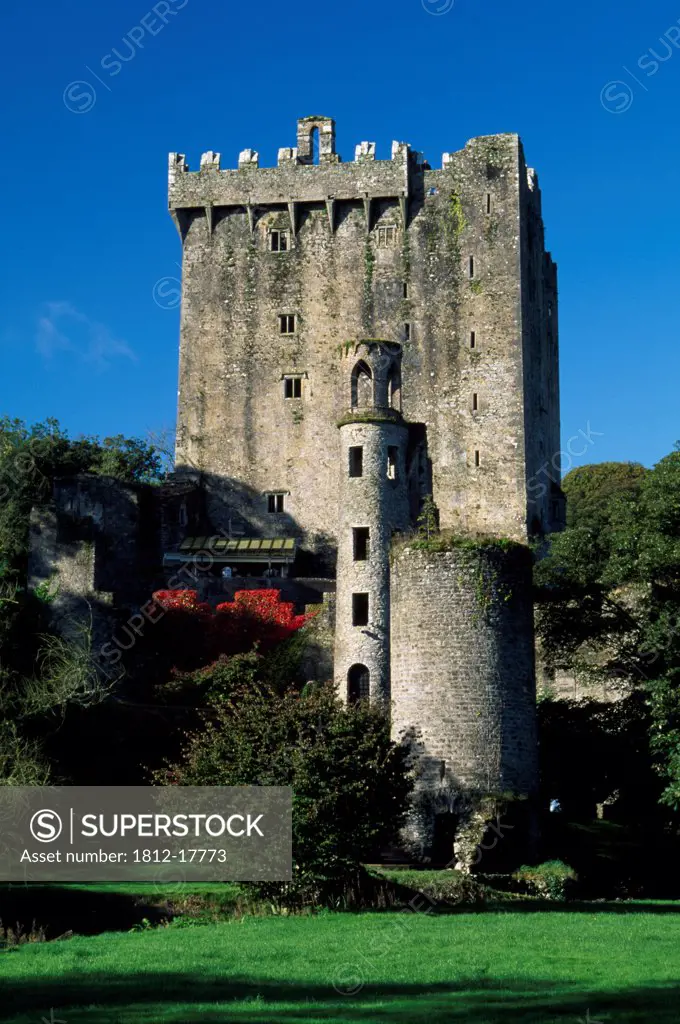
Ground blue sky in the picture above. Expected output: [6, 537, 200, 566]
[1, 0, 678, 471]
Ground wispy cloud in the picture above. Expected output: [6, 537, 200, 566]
[35, 302, 136, 370]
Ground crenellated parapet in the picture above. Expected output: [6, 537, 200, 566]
[168, 116, 416, 220]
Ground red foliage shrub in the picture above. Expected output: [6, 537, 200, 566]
[150, 588, 316, 668]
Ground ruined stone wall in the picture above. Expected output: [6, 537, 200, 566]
[390, 543, 538, 813]
[27, 475, 163, 650]
[28, 506, 100, 643]
[170, 118, 558, 549]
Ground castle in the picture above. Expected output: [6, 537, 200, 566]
[30, 116, 562, 858]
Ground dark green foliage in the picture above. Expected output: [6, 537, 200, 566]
[513, 860, 577, 901]
[416, 494, 439, 540]
[562, 461, 647, 531]
[159, 682, 413, 884]
[0, 417, 163, 784]
[538, 694, 660, 821]
[536, 445, 680, 809]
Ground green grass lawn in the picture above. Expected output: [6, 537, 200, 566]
[2, 908, 680, 1023]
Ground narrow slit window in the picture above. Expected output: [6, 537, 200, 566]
[486, 193, 492, 214]
[270, 230, 289, 252]
[470, 331, 476, 349]
[387, 446, 398, 480]
[469, 256, 475, 279]
[352, 593, 369, 627]
[403, 323, 411, 341]
[349, 446, 363, 478]
[284, 376, 302, 399]
[472, 393, 479, 412]
[352, 527, 370, 562]
[403, 282, 409, 298]
[474, 450, 481, 467]
[267, 493, 285, 513]
[279, 314, 296, 335]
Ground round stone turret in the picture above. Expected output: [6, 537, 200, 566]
[390, 540, 539, 855]
[334, 342, 409, 703]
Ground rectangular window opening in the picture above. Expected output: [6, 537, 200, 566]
[270, 230, 289, 252]
[352, 592, 369, 627]
[284, 376, 302, 399]
[279, 314, 296, 335]
[387, 446, 398, 480]
[472, 393, 479, 412]
[267, 493, 285, 514]
[353, 527, 370, 562]
[470, 331, 476, 349]
[486, 193, 492, 214]
[349, 446, 364, 478]
[474, 450, 481, 468]
[377, 225, 396, 247]
[403, 323, 411, 342]
[469, 256, 475, 279]
[403, 282, 409, 298]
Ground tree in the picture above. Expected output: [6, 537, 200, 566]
[535, 445, 680, 809]
[417, 495, 439, 541]
[0, 418, 164, 785]
[142, 589, 317, 686]
[157, 682, 413, 888]
[562, 462, 647, 532]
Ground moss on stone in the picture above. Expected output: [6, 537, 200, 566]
[448, 192, 467, 239]
[484, 217, 499, 244]
[337, 408, 403, 428]
[391, 530, 527, 556]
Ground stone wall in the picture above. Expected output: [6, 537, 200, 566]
[170, 117, 559, 550]
[390, 542, 538, 854]
[27, 475, 162, 653]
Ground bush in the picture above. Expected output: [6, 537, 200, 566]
[157, 682, 413, 896]
[376, 868, 489, 906]
[513, 859, 578, 901]
[142, 589, 317, 685]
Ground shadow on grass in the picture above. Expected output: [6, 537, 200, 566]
[2, 974, 679, 1023]
[0, 886, 168, 939]
[471, 899, 680, 915]
[3, 882, 680, 944]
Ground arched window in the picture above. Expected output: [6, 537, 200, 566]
[387, 367, 402, 411]
[351, 360, 373, 408]
[348, 664, 370, 704]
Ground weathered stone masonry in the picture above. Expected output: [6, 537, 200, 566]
[169, 116, 561, 549]
[27, 115, 560, 857]
[164, 115, 560, 852]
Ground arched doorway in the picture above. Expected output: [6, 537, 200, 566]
[347, 664, 370, 703]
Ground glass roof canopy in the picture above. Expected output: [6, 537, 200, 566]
[163, 536, 297, 564]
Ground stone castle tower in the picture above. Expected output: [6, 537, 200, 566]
[167, 115, 561, 855]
